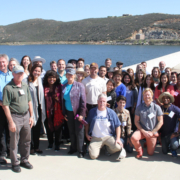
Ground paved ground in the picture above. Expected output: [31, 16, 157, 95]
[1, 138, 180, 180]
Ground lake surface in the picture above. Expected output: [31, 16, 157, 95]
[0, 44, 180, 71]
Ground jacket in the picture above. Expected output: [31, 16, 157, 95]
[62, 81, 86, 117]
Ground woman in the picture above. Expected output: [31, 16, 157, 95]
[26, 64, 46, 154]
[62, 68, 86, 158]
[174, 73, 180, 108]
[20, 55, 32, 79]
[171, 72, 177, 86]
[84, 64, 90, 77]
[154, 73, 174, 105]
[106, 79, 116, 110]
[137, 75, 155, 107]
[113, 70, 126, 98]
[8, 58, 19, 71]
[152, 67, 161, 87]
[43, 70, 64, 151]
[135, 69, 146, 91]
[127, 68, 135, 81]
[122, 72, 138, 131]
[107, 67, 114, 79]
[76, 68, 86, 83]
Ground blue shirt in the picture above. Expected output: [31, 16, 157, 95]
[115, 83, 126, 98]
[0, 70, 13, 101]
[63, 84, 73, 111]
[58, 71, 67, 85]
[86, 107, 121, 137]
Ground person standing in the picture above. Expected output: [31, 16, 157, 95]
[158, 92, 180, 157]
[20, 55, 32, 79]
[43, 70, 64, 151]
[62, 68, 86, 158]
[99, 66, 109, 83]
[25, 64, 46, 154]
[131, 88, 163, 159]
[3, 65, 34, 172]
[50, 61, 57, 72]
[77, 58, 85, 69]
[159, 61, 166, 73]
[0, 54, 13, 164]
[8, 58, 19, 72]
[116, 61, 123, 70]
[105, 58, 112, 72]
[82, 63, 106, 112]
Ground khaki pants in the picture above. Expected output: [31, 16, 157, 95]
[10, 112, 31, 166]
[89, 136, 121, 159]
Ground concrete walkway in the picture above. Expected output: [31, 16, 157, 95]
[1, 138, 180, 180]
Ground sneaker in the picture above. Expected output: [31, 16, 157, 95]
[20, 162, 33, 169]
[55, 145, 60, 152]
[171, 150, 177, 158]
[12, 165, 21, 173]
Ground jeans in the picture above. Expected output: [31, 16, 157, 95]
[121, 137, 133, 153]
[161, 134, 179, 154]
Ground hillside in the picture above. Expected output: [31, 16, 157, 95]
[1, 13, 180, 43]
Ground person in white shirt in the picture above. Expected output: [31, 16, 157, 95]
[85, 94, 123, 159]
[82, 63, 107, 112]
[99, 66, 109, 83]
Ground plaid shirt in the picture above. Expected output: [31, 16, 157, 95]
[115, 108, 132, 138]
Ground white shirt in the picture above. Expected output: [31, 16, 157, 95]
[92, 109, 111, 138]
[82, 76, 107, 104]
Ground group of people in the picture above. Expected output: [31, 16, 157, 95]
[0, 54, 180, 173]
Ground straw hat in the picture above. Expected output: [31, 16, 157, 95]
[76, 68, 87, 76]
[158, 92, 174, 103]
[32, 56, 46, 64]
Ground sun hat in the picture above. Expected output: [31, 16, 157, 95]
[12, 65, 24, 74]
[66, 68, 76, 75]
[158, 92, 174, 103]
[32, 56, 46, 64]
[76, 68, 87, 76]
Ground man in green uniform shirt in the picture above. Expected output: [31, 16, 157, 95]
[3, 65, 34, 173]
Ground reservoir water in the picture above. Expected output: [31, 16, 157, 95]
[0, 44, 180, 71]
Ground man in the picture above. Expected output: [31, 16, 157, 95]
[3, 65, 34, 173]
[77, 58, 85, 69]
[116, 61, 123, 70]
[158, 92, 180, 157]
[159, 61, 166, 73]
[32, 56, 46, 78]
[82, 63, 107, 112]
[105, 58, 112, 71]
[85, 94, 122, 159]
[99, 66, 109, 83]
[141, 61, 150, 75]
[0, 54, 13, 164]
[131, 88, 163, 158]
[68, 59, 77, 69]
[115, 95, 133, 153]
[50, 61, 57, 72]
[57, 59, 67, 85]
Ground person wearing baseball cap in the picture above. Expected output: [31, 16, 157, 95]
[82, 62, 107, 112]
[3, 65, 34, 172]
[62, 68, 86, 158]
[116, 61, 124, 70]
[158, 92, 180, 157]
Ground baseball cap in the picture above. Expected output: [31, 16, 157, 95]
[90, 62, 98, 69]
[12, 65, 24, 74]
[66, 68, 76, 75]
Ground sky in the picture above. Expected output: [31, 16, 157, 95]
[0, 0, 180, 26]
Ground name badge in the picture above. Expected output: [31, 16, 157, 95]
[174, 92, 179, 96]
[169, 111, 175, 118]
[107, 96, 112, 101]
[148, 113, 155, 119]
[122, 121, 127, 126]
[19, 89, 25, 95]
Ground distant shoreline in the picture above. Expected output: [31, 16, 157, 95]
[0, 40, 180, 46]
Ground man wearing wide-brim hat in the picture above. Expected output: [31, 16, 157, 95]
[32, 56, 46, 78]
[158, 92, 180, 157]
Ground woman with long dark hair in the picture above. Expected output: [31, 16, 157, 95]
[174, 73, 180, 108]
[122, 72, 138, 131]
[43, 70, 64, 151]
[154, 73, 174, 105]
[135, 69, 146, 91]
[137, 75, 155, 107]
[25, 64, 46, 154]
[171, 72, 178, 86]
[152, 67, 161, 87]
[21, 55, 32, 79]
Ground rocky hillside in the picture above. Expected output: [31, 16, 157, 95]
[1, 13, 180, 43]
